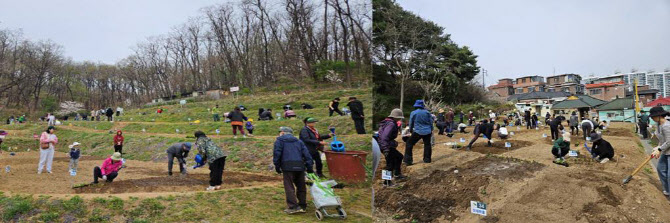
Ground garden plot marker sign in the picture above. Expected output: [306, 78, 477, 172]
[470, 201, 487, 216]
[381, 170, 392, 180]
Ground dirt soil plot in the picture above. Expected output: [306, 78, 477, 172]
[375, 156, 544, 222]
[468, 140, 533, 154]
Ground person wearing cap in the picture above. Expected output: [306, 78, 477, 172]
[299, 117, 332, 178]
[404, 100, 434, 165]
[552, 132, 571, 166]
[93, 152, 124, 184]
[69, 142, 82, 172]
[113, 130, 124, 154]
[347, 97, 366, 134]
[194, 131, 228, 191]
[588, 132, 614, 163]
[166, 142, 192, 176]
[435, 109, 447, 135]
[38, 126, 58, 174]
[328, 97, 344, 117]
[378, 109, 406, 186]
[273, 126, 314, 214]
[649, 106, 670, 197]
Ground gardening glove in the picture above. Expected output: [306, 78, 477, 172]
[102, 175, 107, 181]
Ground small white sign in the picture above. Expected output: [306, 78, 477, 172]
[381, 170, 393, 180]
[176, 129, 180, 133]
[179, 100, 187, 105]
[542, 134, 547, 138]
[516, 126, 520, 130]
[568, 150, 578, 157]
[505, 142, 511, 148]
[586, 137, 591, 141]
[460, 138, 466, 143]
[142, 128, 146, 132]
[70, 169, 77, 176]
[230, 86, 240, 92]
[510, 132, 515, 136]
[470, 201, 487, 216]
[215, 129, 221, 134]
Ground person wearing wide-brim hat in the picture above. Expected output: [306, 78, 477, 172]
[435, 108, 447, 135]
[378, 109, 407, 186]
[93, 152, 124, 184]
[649, 106, 670, 197]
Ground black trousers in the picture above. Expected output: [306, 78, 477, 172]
[436, 122, 446, 135]
[310, 151, 323, 176]
[384, 148, 403, 176]
[329, 108, 343, 116]
[570, 126, 579, 136]
[582, 125, 593, 140]
[640, 123, 649, 139]
[404, 132, 432, 164]
[282, 171, 307, 210]
[107, 116, 113, 121]
[353, 118, 366, 134]
[209, 157, 226, 186]
[93, 166, 118, 183]
[114, 145, 123, 154]
[552, 147, 569, 158]
[167, 153, 186, 174]
[550, 126, 559, 140]
[467, 133, 491, 148]
[526, 119, 531, 129]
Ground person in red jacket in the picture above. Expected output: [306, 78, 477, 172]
[113, 130, 124, 154]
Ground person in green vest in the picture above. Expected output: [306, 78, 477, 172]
[640, 110, 650, 139]
[212, 105, 220, 122]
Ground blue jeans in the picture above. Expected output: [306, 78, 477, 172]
[658, 154, 670, 193]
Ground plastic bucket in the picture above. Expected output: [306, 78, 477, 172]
[324, 150, 368, 183]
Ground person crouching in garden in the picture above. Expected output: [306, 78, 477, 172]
[93, 152, 123, 184]
[273, 126, 314, 214]
[194, 131, 228, 191]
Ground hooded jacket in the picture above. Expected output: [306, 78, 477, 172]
[273, 134, 314, 172]
[377, 118, 399, 153]
[299, 126, 331, 154]
[113, 131, 124, 145]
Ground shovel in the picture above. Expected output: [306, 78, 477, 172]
[622, 155, 653, 185]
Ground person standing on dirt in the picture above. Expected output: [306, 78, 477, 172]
[569, 112, 579, 136]
[549, 116, 564, 141]
[69, 142, 81, 173]
[194, 131, 228, 191]
[378, 109, 406, 186]
[581, 118, 595, 140]
[299, 118, 332, 178]
[347, 97, 366, 134]
[106, 108, 114, 121]
[524, 109, 532, 129]
[488, 110, 496, 121]
[92, 152, 123, 184]
[166, 142, 191, 176]
[38, 126, 58, 174]
[435, 109, 447, 135]
[531, 113, 539, 129]
[552, 132, 571, 166]
[273, 126, 314, 214]
[649, 106, 670, 197]
[227, 107, 248, 138]
[404, 100, 434, 165]
[639, 110, 650, 139]
[112, 130, 124, 155]
[459, 111, 465, 125]
[212, 105, 221, 122]
[545, 112, 551, 126]
[588, 133, 614, 163]
[328, 98, 344, 116]
[468, 111, 475, 126]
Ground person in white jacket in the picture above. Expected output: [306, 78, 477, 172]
[650, 106, 670, 197]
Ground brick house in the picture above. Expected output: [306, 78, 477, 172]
[545, 74, 584, 94]
[487, 78, 515, 97]
[585, 81, 625, 101]
[513, 76, 545, 94]
[625, 85, 659, 105]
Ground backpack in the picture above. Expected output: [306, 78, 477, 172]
[245, 121, 254, 130]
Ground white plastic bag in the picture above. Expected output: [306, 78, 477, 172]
[311, 179, 341, 208]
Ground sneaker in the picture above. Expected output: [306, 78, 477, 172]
[284, 208, 300, 214]
[47, 171, 52, 174]
[37, 171, 42, 174]
[234, 136, 238, 139]
[206, 186, 216, 191]
[248, 134, 254, 137]
[663, 191, 669, 196]
[298, 208, 307, 213]
[243, 135, 247, 138]
[168, 172, 173, 176]
[215, 186, 222, 190]
[600, 158, 610, 164]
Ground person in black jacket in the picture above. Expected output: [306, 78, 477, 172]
[106, 108, 114, 121]
[273, 126, 314, 214]
[260, 109, 274, 121]
[301, 103, 313, 109]
[227, 107, 248, 138]
[347, 97, 366, 134]
[466, 119, 493, 150]
[524, 109, 532, 129]
[435, 109, 447, 135]
[328, 98, 343, 116]
[549, 116, 564, 141]
[299, 117, 332, 178]
[589, 132, 614, 163]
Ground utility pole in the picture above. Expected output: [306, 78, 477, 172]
[481, 69, 488, 90]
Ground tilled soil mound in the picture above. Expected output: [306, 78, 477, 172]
[74, 171, 280, 194]
[603, 128, 633, 137]
[469, 140, 533, 154]
[376, 156, 545, 222]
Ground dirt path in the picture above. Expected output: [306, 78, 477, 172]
[374, 123, 670, 222]
[0, 151, 282, 198]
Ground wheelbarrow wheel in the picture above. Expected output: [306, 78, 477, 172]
[337, 206, 347, 219]
[315, 209, 324, 221]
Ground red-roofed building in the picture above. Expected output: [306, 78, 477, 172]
[487, 78, 515, 97]
[585, 81, 625, 101]
[646, 97, 670, 107]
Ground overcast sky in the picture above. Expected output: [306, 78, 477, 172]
[396, 0, 670, 85]
[0, 0, 221, 64]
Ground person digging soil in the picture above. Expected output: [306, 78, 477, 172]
[93, 152, 124, 184]
[552, 132, 571, 167]
[166, 142, 192, 176]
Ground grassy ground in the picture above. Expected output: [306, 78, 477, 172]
[0, 87, 373, 222]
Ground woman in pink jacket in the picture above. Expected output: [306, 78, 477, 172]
[92, 152, 124, 184]
[38, 126, 58, 174]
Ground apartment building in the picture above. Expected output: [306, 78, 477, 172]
[513, 76, 545, 94]
[487, 78, 515, 97]
[647, 72, 670, 98]
[585, 81, 626, 101]
[545, 73, 583, 94]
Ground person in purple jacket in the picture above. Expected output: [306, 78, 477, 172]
[378, 108, 406, 186]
